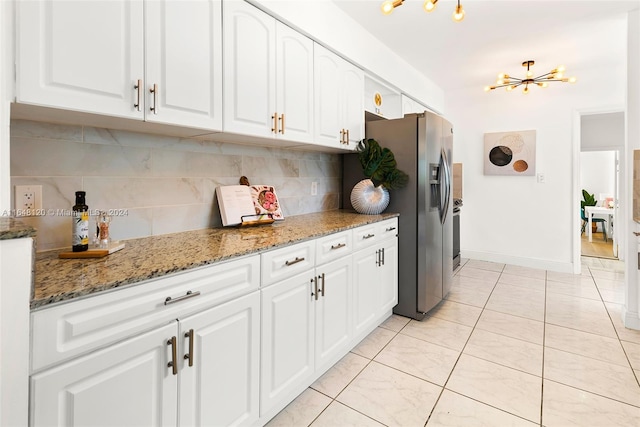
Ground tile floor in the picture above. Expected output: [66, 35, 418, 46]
[266, 257, 640, 426]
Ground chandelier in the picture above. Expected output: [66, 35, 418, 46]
[484, 60, 577, 94]
[381, 0, 466, 22]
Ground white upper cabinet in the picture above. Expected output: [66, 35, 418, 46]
[364, 74, 402, 120]
[223, 1, 313, 142]
[314, 44, 364, 150]
[16, 0, 222, 131]
[145, 0, 223, 130]
[401, 94, 433, 116]
[16, 0, 144, 119]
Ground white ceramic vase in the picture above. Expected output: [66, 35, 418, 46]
[350, 179, 390, 215]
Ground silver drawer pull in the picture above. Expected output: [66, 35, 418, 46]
[385, 227, 396, 232]
[164, 290, 201, 305]
[330, 243, 346, 250]
[363, 234, 375, 239]
[285, 257, 305, 266]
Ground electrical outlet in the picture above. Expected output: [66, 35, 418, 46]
[311, 181, 318, 196]
[536, 173, 545, 183]
[15, 185, 43, 216]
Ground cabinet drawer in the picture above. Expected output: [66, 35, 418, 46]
[315, 230, 352, 266]
[352, 223, 380, 250]
[377, 218, 399, 240]
[261, 240, 315, 287]
[30, 255, 260, 373]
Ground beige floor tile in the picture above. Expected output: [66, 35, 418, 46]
[379, 314, 411, 332]
[266, 388, 332, 427]
[463, 329, 543, 376]
[593, 277, 625, 290]
[545, 292, 616, 338]
[621, 340, 640, 370]
[503, 264, 546, 279]
[350, 327, 396, 359]
[446, 354, 542, 423]
[598, 287, 625, 304]
[337, 361, 441, 427]
[595, 259, 625, 272]
[311, 352, 369, 398]
[546, 278, 601, 300]
[605, 302, 640, 344]
[485, 283, 545, 321]
[497, 273, 546, 291]
[544, 324, 629, 367]
[542, 380, 640, 427]
[428, 299, 483, 327]
[401, 317, 473, 351]
[453, 274, 498, 290]
[589, 268, 625, 280]
[445, 284, 491, 308]
[463, 259, 505, 272]
[475, 309, 544, 345]
[427, 390, 537, 427]
[374, 333, 459, 386]
[543, 347, 640, 407]
[457, 266, 501, 283]
[547, 270, 594, 284]
[310, 401, 384, 427]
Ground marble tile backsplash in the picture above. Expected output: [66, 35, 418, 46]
[10, 119, 342, 251]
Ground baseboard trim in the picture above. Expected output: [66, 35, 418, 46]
[461, 250, 575, 274]
[621, 306, 640, 330]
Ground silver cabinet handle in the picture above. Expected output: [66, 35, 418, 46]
[385, 227, 396, 232]
[134, 79, 142, 111]
[320, 273, 325, 297]
[164, 290, 201, 305]
[330, 243, 346, 250]
[375, 249, 381, 266]
[285, 257, 305, 266]
[363, 233, 375, 239]
[381, 247, 385, 266]
[184, 329, 194, 367]
[167, 336, 177, 375]
[150, 83, 158, 114]
[311, 277, 318, 300]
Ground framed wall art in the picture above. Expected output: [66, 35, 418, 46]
[483, 130, 536, 176]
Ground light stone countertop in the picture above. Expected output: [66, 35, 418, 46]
[0, 217, 37, 240]
[33, 210, 398, 309]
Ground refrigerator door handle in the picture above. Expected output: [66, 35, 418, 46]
[439, 148, 452, 224]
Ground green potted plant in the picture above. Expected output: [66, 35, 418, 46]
[581, 189, 598, 233]
[350, 138, 409, 214]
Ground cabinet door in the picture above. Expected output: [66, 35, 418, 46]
[145, 0, 222, 131]
[30, 323, 178, 427]
[352, 248, 379, 337]
[379, 238, 398, 315]
[223, 0, 276, 138]
[276, 23, 314, 143]
[315, 256, 352, 372]
[260, 272, 314, 415]
[179, 292, 260, 427]
[314, 44, 343, 148]
[17, 0, 144, 119]
[342, 63, 364, 147]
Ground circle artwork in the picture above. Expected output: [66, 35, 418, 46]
[489, 146, 513, 167]
[513, 159, 529, 172]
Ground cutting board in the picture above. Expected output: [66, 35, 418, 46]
[58, 242, 125, 259]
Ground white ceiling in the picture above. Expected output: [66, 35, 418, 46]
[332, 0, 639, 92]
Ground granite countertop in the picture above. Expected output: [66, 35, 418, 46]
[0, 217, 37, 240]
[33, 210, 398, 309]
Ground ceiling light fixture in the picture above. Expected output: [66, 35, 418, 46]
[381, 0, 465, 22]
[484, 60, 577, 94]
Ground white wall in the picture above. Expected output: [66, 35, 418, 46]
[581, 112, 625, 150]
[580, 151, 616, 205]
[446, 61, 626, 272]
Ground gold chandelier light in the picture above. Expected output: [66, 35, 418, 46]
[381, 0, 466, 22]
[484, 60, 577, 94]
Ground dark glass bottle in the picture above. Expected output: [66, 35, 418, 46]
[72, 191, 89, 252]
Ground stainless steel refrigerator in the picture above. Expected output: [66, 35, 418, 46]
[342, 112, 453, 320]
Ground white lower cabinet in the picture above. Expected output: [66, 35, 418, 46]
[179, 291, 260, 427]
[29, 220, 397, 427]
[30, 322, 179, 427]
[260, 249, 353, 419]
